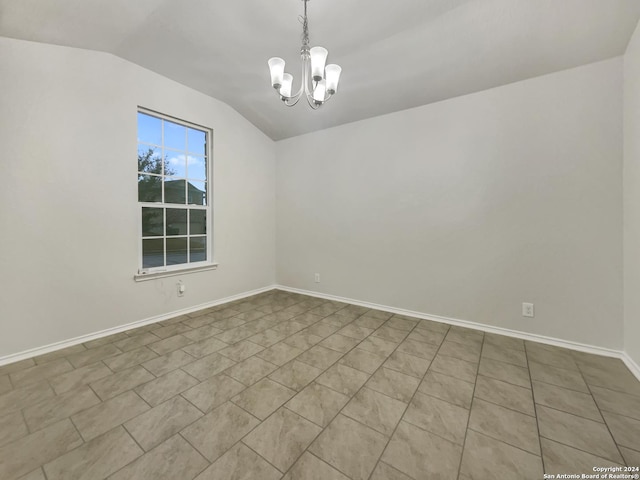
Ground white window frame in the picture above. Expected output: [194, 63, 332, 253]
[134, 107, 216, 281]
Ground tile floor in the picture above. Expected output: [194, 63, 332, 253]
[0, 290, 639, 480]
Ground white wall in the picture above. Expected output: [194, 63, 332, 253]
[624, 22, 640, 366]
[277, 58, 624, 349]
[0, 37, 276, 358]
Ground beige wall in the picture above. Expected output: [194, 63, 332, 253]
[276, 58, 624, 349]
[0, 38, 277, 357]
[624, 21, 640, 366]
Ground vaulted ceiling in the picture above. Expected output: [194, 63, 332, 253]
[1, 0, 639, 140]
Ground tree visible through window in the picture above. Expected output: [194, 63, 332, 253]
[137, 110, 211, 272]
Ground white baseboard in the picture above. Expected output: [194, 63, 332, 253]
[3, 282, 638, 384]
[277, 285, 633, 367]
[621, 352, 640, 381]
[0, 284, 277, 367]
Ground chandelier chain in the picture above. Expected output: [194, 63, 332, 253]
[299, 0, 310, 48]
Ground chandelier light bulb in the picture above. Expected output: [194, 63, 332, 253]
[313, 80, 326, 104]
[325, 64, 342, 94]
[309, 46, 328, 82]
[280, 73, 293, 98]
[268, 57, 285, 88]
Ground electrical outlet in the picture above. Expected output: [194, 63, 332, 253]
[522, 302, 534, 318]
[177, 281, 186, 297]
[314, 273, 320, 283]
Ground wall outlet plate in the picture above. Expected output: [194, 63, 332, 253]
[522, 302, 534, 317]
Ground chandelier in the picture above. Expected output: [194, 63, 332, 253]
[267, 0, 342, 109]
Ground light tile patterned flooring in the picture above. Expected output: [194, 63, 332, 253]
[0, 290, 639, 480]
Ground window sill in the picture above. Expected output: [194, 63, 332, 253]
[133, 263, 218, 282]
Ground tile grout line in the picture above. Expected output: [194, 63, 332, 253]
[454, 331, 484, 480]
[7, 369, 16, 390]
[227, 398, 264, 423]
[170, 296, 349, 476]
[578, 375, 640, 399]
[465, 424, 544, 458]
[15, 302, 370, 474]
[536, 432, 631, 466]
[471, 351, 531, 389]
[466, 390, 537, 418]
[254, 307, 396, 477]
[306, 449, 357, 479]
[130, 388, 154, 410]
[200, 316, 337, 475]
[536, 400, 625, 425]
[236, 307, 376, 478]
[177, 380, 270, 471]
[86, 382, 109, 410]
[276, 310, 396, 480]
[88, 373, 224, 476]
[523, 376, 589, 395]
[19, 406, 32, 436]
[525, 340, 550, 474]
[265, 364, 322, 393]
[3, 292, 638, 480]
[7, 300, 407, 474]
[175, 431, 213, 474]
[67, 414, 88, 444]
[530, 385, 610, 423]
[572, 361, 629, 466]
[74, 296, 322, 458]
[364, 320, 451, 480]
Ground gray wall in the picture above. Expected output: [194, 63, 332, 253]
[624, 22, 640, 366]
[276, 58, 624, 349]
[0, 38, 277, 357]
[0, 36, 632, 360]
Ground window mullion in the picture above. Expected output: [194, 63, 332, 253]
[163, 207, 167, 268]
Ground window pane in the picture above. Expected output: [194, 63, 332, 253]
[138, 110, 210, 272]
[138, 146, 164, 175]
[142, 238, 164, 268]
[142, 207, 164, 236]
[166, 237, 188, 265]
[164, 120, 186, 151]
[187, 155, 206, 180]
[190, 237, 207, 262]
[190, 210, 206, 235]
[137, 113, 162, 145]
[138, 175, 162, 202]
[188, 181, 206, 205]
[166, 208, 187, 236]
[188, 128, 206, 156]
[166, 153, 186, 177]
[164, 178, 186, 204]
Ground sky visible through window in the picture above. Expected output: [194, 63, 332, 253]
[137, 112, 207, 182]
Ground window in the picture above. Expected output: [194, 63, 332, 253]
[137, 109, 212, 275]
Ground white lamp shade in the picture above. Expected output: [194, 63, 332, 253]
[313, 80, 326, 103]
[325, 64, 341, 94]
[309, 46, 328, 81]
[280, 73, 293, 97]
[268, 57, 285, 87]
